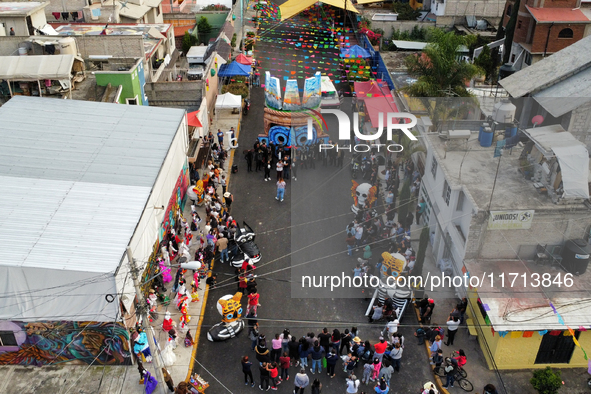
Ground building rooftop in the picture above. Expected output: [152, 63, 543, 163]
[0, 96, 185, 274]
[53, 23, 171, 59]
[500, 35, 591, 98]
[465, 259, 591, 331]
[526, 5, 590, 23]
[424, 122, 589, 211]
[0, 1, 48, 16]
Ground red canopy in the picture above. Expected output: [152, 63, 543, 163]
[235, 54, 253, 65]
[354, 80, 391, 100]
[186, 111, 202, 128]
[364, 97, 399, 128]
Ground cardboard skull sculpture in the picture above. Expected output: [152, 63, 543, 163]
[351, 180, 377, 213]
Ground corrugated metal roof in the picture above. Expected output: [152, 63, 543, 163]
[533, 67, 591, 117]
[0, 96, 185, 272]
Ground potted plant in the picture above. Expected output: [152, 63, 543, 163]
[530, 367, 562, 394]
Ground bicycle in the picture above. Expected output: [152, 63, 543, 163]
[434, 352, 467, 378]
[434, 366, 473, 392]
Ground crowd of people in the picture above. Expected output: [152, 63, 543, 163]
[243, 324, 408, 393]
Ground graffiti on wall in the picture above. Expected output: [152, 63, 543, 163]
[0, 321, 131, 366]
[159, 163, 189, 242]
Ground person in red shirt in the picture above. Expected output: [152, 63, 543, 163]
[266, 362, 281, 390]
[279, 352, 291, 381]
[247, 291, 261, 316]
[374, 337, 388, 363]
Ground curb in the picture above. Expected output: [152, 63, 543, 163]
[413, 305, 450, 394]
[184, 112, 242, 382]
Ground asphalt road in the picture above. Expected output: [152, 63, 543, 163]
[192, 86, 434, 393]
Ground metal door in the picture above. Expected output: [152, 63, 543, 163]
[534, 331, 578, 364]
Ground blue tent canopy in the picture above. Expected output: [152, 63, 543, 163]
[340, 45, 370, 58]
[217, 61, 251, 77]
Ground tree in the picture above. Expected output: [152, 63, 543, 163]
[474, 44, 496, 82]
[413, 227, 430, 278]
[197, 16, 213, 44]
[403, 30, 480, 97]
[503, 0, 520, 63]
[397, 181, 411, 227]
[530, 367, 562, 394]
[182, 31, 198, 54]
[391, 2, 421, 21]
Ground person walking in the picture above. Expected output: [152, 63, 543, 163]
[242, 356, 255, 387]
[276, 177, 286, 202]
[246, 290, 261, 317]
[346, 374, 360, 393]
[416, 198, 426, 225]
[294, 369, 310, 394]
[310, 379, 322, 394]
[445, 315, 460, 346]
[245, 149, 253, 172]
[263, 156, 271, 181]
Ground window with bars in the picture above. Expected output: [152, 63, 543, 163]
[443, 180, 451, 205]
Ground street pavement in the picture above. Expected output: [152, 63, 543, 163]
[191, 85, 435, 393]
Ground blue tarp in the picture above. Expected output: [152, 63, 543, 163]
[340, 45, 370, 58]
[217, 61, 251, 77]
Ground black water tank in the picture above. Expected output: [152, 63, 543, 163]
[561, 239, 591, 275]
[498, 63, 517, 80]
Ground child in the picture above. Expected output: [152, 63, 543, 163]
[190, 280, 199, 303]
[362, 361, 373, 384]
[371, 358, 382, 382]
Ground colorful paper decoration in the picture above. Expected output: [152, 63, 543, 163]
[510, 331, 522, 338]
[523, 331, 533, 338]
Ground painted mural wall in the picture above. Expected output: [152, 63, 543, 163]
[0, 321, 131, 366]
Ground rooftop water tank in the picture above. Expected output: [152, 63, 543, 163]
[59, 37, 78, 56]
[493, 100, 516, 124]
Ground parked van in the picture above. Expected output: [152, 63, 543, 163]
[187, 45, 207, 80]
[320, 76, 341, 108]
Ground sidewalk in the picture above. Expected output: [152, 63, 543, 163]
[0, 111, 241, 394]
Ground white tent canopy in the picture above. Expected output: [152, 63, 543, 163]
[0, 55, 74, 80]
[215, 92, 242, 109]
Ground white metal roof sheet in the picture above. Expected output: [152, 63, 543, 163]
[0, 55, 74, 80]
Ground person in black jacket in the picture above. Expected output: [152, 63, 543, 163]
[317, 328, 331, 353]
[309, 341, 325, 374]
[256, 337, 271, 364]
[241, 356, 255, 387]
[288, 336, 300, 367]
[245, 150, 253, 172]
[259, 362, 270, 390]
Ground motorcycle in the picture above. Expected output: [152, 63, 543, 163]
[243, 99, 250, 115]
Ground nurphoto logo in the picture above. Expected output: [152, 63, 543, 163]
[308, 109, 418, 153]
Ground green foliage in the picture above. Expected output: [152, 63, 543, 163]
[530, 367, 562, 394]
[403, 30, 479, 97]
[474, 44, 497, 82]
[391, 2, 421, 21]
[358, 16, 371, 30]
[391, 26, 431, 42]
[465, 34, 488, 57]
[397, 181, 411, 226]
[231, 33, 237, 48]
[503, 0, 520, 63]
[222, 83, 249, 98]
[414, 226, 430, 278]
[201, 4, 230, 10]
[196, 16, 213, 44]
[182, 31, 198, 55]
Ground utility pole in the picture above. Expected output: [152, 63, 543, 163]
[241, 0, 246, 53]
[127, 247, 168, 394]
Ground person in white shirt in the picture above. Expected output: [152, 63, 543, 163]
[384, 316, 399, 344]
[445, 315, 461, 346]
[346, 374, 360, 393]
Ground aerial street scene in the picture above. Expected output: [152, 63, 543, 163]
[2, 0, 591, 393]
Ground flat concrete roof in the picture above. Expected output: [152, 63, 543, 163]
[0, 2, 48, 16]
[424, 131, 583, 211]
[465, 259, 591, 331]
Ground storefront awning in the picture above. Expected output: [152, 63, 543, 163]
[280, 0, 358, 21]
[0, 55, 74, 80]
[363, 96, 399, 128]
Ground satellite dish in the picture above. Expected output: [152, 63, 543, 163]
[532, 115, 544, 126]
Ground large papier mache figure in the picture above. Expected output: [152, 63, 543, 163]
[207, 292, 245, 341]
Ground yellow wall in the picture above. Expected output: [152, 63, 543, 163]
[467, 290, 590, 369]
